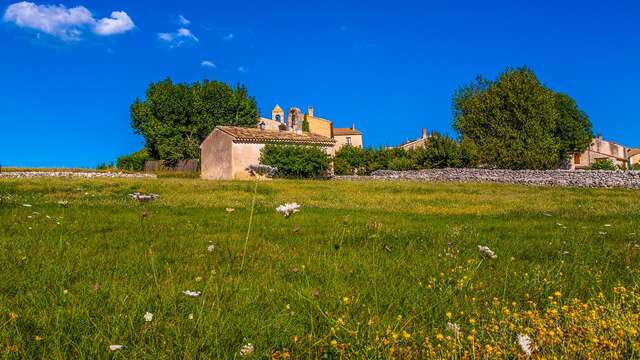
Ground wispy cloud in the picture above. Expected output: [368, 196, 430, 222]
[201, 60, 216, 68]
[237, 66, 247, 73]
[177, 14, 190, 25]
[157, 27, 198, 48]
[3, 1, 134, 41]
[222, 32, 234, 41]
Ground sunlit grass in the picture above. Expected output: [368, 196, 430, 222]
[0, 178, 639, 358]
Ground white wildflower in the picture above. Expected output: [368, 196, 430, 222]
[599, 231, 607, 235]
[63, 289, 68, 295]
[276, 203, 301, 218]
[446, 322, 461, 337]
[477, 245, 497, 259]
[143, 312, 153, 322]
[182, 290, 201, 297]
[207, 244, 215, 252]
[108, 345, 126, 352]
[604, 224, 612, 227]
[188, 313, 194, 320]
[57, 200, 68, 206]
[129, 192, 159, 203]
[22, 204, 32, 207]
[517, 333, 533, 356]
[556, 223, 563, 227]
[195, 276, 202, 282]
[239, 343, 254, 357]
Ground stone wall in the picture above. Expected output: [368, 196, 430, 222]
[336, 168, 640, 189]
[0, 171, 156, 179]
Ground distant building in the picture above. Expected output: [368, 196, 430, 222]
[627, 148, 640, 168]
[258, 105, 363, 150]
[200, 126, 335, 180]
[572, 135, 630, 169]
[333, 124, 363, 149]
[398, 128, 431, 150]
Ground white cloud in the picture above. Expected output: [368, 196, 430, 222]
[222, 32, 234, 41]
[157, 27, 198, 48]
[3, 1, 134, 41]
[177, 14, 190, 25]
[94, 11, 134, 35]
[237, 66, 247, 73]
[157, 32, 174, 42]
[201, 60, 216, 68]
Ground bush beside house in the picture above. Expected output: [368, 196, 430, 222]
[259, 144, 330, 178]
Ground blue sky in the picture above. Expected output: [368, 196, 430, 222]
[1, 0, 638, 167]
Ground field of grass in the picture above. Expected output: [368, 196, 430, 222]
[1, 178, 639, 358]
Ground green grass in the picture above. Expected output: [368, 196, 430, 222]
[0, 178, 639, 358]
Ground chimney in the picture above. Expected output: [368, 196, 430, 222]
[307, 106, 314, 118]
[422, 128, 427, 139]
[351, 122, 356, 130]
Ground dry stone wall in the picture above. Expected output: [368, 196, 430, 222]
[0, 171, 156, 179]
[336, 169, 640, 189]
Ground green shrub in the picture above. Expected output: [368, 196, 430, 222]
[117, 149, 150, 171]
[388, 157, 417, 171]
[334, 145, 367, 175]
[633, 163, 640, 171]
[409, 133, 463, 169]
[96, 162, 115, 170]
[260, 144, 330, 178]
[588, 159, 617, 170]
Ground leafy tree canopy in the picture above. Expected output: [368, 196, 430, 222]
[452, 67, 592, 169]
[131, 78, 258, 161]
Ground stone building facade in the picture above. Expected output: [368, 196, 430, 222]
[572, 135, 630, 169]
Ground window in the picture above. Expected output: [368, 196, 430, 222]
[275, 114, 281, 122]
[346, 137, 352, 145]
[573, 153, 581, 164]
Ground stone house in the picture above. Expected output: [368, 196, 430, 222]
[626, 148, 640, 168]
[200, 126, 335, 180]
[571, 135, 629, 169]
[398, 128, 431, 150]
[259, 105, 363, 150]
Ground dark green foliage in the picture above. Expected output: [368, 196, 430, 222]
[95, 162, 114, 170]
[409, 133, 463, 169]
[588, 159, 617, 170]
[633, 163, 640, 171]
[388, 157, 417, 171]
[335, 136, 471, 175]
[334, 146, 411, 175]
[131, 78, 258, 161]
[259, 144, 330, 178]
[453, 67, 592, 169]
[554, 93, 593, 161]
[334, 145, 368, 175]
[302, 114, 310, 132]
[116, 149, 150, 171]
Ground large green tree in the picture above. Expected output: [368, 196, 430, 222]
[452, 67, 592, 169]
[131, 78, 258, 161]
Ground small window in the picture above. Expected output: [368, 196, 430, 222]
[574, 153, 581, 164]
[275, 114, 281, 122]
[346, 137, 352, 145]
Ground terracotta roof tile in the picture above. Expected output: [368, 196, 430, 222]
[333, 127, 362, 136]
[216, 126, 335, 145]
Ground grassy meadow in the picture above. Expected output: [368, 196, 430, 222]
[0, 177, 639, 358]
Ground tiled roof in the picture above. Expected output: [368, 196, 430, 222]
[216, 126, 335, 145]
[333, 127, 362, 136]
[628, 148, 640, 157]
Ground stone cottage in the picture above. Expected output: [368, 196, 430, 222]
[200, 126, 336, 180]
[571, 135, 630, 169]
